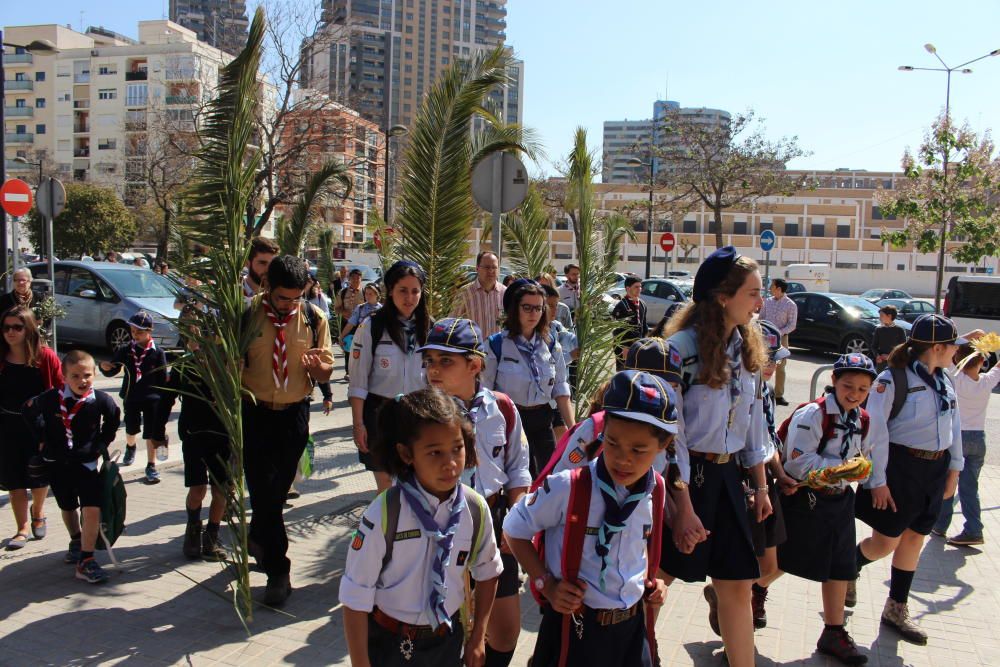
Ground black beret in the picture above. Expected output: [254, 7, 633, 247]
[692, 246, 739, 303]
[503, 278, 538, 311]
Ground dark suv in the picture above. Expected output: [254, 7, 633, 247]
[788, 292, 911, 358]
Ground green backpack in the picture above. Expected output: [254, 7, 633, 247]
[96, 450, 127, 558]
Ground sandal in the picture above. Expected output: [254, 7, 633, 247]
[31, 514, 47, 540]
[5, 532, 30, 551]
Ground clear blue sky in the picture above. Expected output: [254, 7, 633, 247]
[6, 0, 1000, 178]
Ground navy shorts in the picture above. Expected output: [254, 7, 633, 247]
[778, 487, 856, 582]
[856, 445, 950, 538]
[182, 435, 231, 488]
[359, 394, 389, 472]
[124, 399, 166, 441]
[49, 460, 102, 511]
[531, 604, 654, 667]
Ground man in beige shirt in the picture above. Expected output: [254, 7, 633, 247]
[242, 255, 333, 606]
[453, 251, 506, 338]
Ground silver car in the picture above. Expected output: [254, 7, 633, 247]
[607, 278, 689, 324]
[28, 261, 182, 351]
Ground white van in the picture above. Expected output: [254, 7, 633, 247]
[944, 275, 1000, 334]
[785, 264, 831, 292]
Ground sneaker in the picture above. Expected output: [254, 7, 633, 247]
[183, 521, 203, 559]
[930, 527, 947, 538]
[262, 574, 292, 607]
[751, 583, 768, 629]
[122, 445, 137, 466]
[703, 584, 721, 636]
[947, 532, 985, 547]
[75, 558, 110, 584]
[881, 598, 928, 645]
[64, 538, 82, 564]
[201, 529, 227, 562]
[775, 397, 790, 406]
[817, 625, 868, 665]
[845, 578, 857, 608]
[144, 464, 160, 485]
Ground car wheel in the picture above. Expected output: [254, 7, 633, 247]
[107, 322, 132, 352]
[841, 334, 871, 358]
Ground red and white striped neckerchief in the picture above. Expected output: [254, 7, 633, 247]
[59, 385, 95, 450]
[262, 299, 298, 390]
[132, 338, 155, 382]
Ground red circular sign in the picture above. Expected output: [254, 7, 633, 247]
[0, 179, 33, 217]
[659, 232, 675, 252]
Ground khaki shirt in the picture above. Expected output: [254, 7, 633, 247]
[242, 300, 334, 404]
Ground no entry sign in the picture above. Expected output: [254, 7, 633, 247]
[659, 232, 675, 252]
[0, 179, 33, 217]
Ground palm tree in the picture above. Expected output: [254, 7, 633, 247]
[275, 160, 352, 256]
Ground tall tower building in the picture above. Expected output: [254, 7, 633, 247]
[300, 0, 522, 131]
[169, 0, 250, 57]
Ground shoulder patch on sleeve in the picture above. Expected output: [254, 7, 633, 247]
[796, 424, 812, 431]
[876, 383, 886, 393]
[877, 378, 891, 385]
[351, 530, 365, 550]
[568, 447, 585, 464]
[790, 449, 803, 459]
[526, 491, 538, 506]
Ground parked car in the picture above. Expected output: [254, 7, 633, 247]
[860, 288, 913, 302]
[28, 261, 183, 351]
[874, 298, 938, 323]
[762, 277, 807, 294]
[608, 278, 689, 325]
[788, 292, 912, 359]
[944, 275, 1000, 335]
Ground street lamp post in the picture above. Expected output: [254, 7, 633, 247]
[1, 34, 58, 288]
[382, 124, 408, 224]
[898, 44, 1000, 310]
[628, 157, 655, 278]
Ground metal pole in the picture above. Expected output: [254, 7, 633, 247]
[645, 161, 653, 278]
[933, 70, 952, 311]
[1, 33, 9, 290]
[383, 132, 392, 224]
[764, 249, 771, 284]
[491, 153, 503, 262]
[44, 177, 56, 349]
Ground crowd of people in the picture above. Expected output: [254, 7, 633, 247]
[0, 240, 995, 667]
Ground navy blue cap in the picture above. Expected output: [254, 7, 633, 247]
[128, 310, 154, 330]
[625, 338, 683, 383]
[385, 260, 426, 285]
[502, 278, 539, 312]
[833, 352, 877, 379]
[693, 246, 740, 303]
[757, 319, 791, 361]
[909, 314, 968, 346]
[417, 317, 486, 357]
[602, 370, 678, 434]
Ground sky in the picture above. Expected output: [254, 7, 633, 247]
[5, 0, 1000, 178]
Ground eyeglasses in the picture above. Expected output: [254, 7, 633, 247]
[519, 304, 544, 313]
[2, 324, 25, 333]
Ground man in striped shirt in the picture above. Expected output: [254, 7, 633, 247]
[453, 251, 506, 338]
[760, 278, 798, 405]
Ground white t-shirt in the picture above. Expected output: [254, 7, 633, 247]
[953, 365, 1000, 431]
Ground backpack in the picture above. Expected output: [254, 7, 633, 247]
[96, 449, 127, 565]
[528, 465, 665, 665]
[775, 395, 871, 458]
[665, 328, 701, 392]
[487, 331, 557, 385]
[530, 411, 607, 492]
[887, 365, 909, 421]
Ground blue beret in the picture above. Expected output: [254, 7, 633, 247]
[693, 246, 739, 303]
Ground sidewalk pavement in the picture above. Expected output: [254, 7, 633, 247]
[1, 364, 999, 666]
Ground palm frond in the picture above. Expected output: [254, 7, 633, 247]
[317, 228, 335, 289]
[501, 184, 551, 277]
[277, 160, 352, 256]
[471, 122, 543, 170]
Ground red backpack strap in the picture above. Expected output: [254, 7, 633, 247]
[530, 411, 606, 493]
[557, 465, 592, 667]
[494, 391, 517, 445]
[645, 472, 665, 664]
[860, 408, 870, 440]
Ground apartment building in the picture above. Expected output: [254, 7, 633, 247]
[169, 0, 250, 57]
[3, 21, 231, 206]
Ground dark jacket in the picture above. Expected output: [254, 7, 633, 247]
[872, 324, 907, 358]
[25, 388, 121, 463]
[101, 341, 169, 403]
[611, 297, 648, 351]
[175, 363, 227, 443]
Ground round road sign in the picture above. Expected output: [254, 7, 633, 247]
[760, 229, 776, 252]
[0, 179, 33, 217]
[659, 232, 675, 252]
[36, 177, 67, 220]
[471, 152, 529, 213]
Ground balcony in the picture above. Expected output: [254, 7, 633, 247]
[73, 124, 90, 133]
[4, 52, 33, 64]
[4, 80, 33, 91]
[6, 133, 34, 143]
[73, 100, 90, 109]
[125, 71, 148, 81]
[165, 95, 197, 105]
[165, 68, 196, 80]
[4, 107, 33, 117]
[73, 148, 90, 157]
[74, 73, 90, 83]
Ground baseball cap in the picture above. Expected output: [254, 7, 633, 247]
[833, 353, 877, 379]
[128, 310, 154, 330]
[601, 370, 678, 434]
[625, 337, 683, 383]
[757, 319, 791, 361]
[693, 246, 740, 303]
[416, 317, 486, 357]
[909, 314, 968, 346]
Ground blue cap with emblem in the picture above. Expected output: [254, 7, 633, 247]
[757, 319, 790, 362]
[909, 314, 968, 346]
[128, 310, 154, 330]
[693, 246, 740, 303]
[833, 352, 877, 379]
[601, 369, 678, 434]
[625, 337, 684, 383]
[416, 317, 486, 357]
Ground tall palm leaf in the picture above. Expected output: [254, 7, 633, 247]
[395, 46, 516, 318]
[501, 184, 552, 277]
[174, 5, 266, 628]
[276, 160, 352, 256]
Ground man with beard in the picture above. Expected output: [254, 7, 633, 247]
[559, 263, 581, 314]
[243, 237, 280, 304]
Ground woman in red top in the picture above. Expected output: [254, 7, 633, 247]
[1, 306, 63, 550]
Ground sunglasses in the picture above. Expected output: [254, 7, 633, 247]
[519, 304, 544, 313]
[2, 323, 25, 333]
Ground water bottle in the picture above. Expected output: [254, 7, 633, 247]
[156, 443, 168, 462]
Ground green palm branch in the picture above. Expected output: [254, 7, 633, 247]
[173, 5, 266, 628]
[395, 45, 520, 318]
[501, 184, 552, 277]
[317, 228, 335, 288]
[276, 160, 352, 256]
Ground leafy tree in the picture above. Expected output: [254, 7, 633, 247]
[26, 183, 136, 257]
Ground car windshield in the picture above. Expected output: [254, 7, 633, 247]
[860, 289, 884, 298]
[831, 295, 881, 318]
[101, 269, 179, 298]
[673, 281, 693, 297]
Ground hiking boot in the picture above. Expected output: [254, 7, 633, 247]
[881, 598, 928, 645]
[817, 626, 868, 665]
[751, 583, 769, 629]
[122, 445, 137, 466]
[201, 529, 227, 562]
[64, 538, 82, 564]
[845, 578, 857, 608]
[263, 574, 292, 608]
[183, 521, 203, 559]
[947, 532, 985, 547]
[703, 584, 721, 636]
[75, 558, 110, 584]
[144, 464, 160, 485]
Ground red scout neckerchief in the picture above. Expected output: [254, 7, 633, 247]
[132, 337, 155, 382]
[59, 385, 94, 450]
[262, 297, 298, 389]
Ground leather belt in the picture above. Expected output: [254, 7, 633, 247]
[372, 607, 450, 640]
[689, 451, 732, 464]
[591, 601, 641, 626]
[255, 400, 301, 411]
[892, 443, 946, 461]
[515, 403, 550, 411]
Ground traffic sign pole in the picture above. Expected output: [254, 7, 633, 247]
[36, 176, 66, 350]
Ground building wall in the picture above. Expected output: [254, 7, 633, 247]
[169, 0, 250, 57]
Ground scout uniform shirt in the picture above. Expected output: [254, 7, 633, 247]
[483, 332, 570, 407]
[242, 297, 334, 404]
[339, 481, 503, 624]
[467, 389, 532, 499]
[864, 365, 964, 489]
[504, 458, 657, 610]
[783, 393, 873, 490]
[347, 316, 426, 401]
[739, 382, 778, 468]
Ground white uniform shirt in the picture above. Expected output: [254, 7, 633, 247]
[339, 482, 503, 624]
[503, 458, 656, 610]
[866, 366, 964, 489]
[559, 282, 581, 312]
[468, 389, 532, 498]
[739, 385, 777, 468]
[347, 316, 426, 400]
[483, 331, 570, 407]
[782, 393, 873, 490]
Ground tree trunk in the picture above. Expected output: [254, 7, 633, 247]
[713, 206, 724, 249]
[156, 208, 171, 262]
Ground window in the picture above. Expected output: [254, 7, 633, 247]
[36, 124, 46, 134]
[126, 84, 147, 106]
[14, 99, 26, 108]
[733, 220, 748, 235]
[35, 98, 46, 108]
[35, 71, 46, 81]
[683, 219, 697, 233]
[759, 220, 773, 232]
[810, 222, 825, 237]
[837, 224, 851, 239]
[98, 66, 116, 75]
[785, 222, 799, 236]
[14, 124, 26, 134]
[872, 205, 896, 221]
[98, 89, 117, 100]
[67, 269, 98, 297]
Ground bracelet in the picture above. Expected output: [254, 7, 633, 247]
[755, 485, 769, 493]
